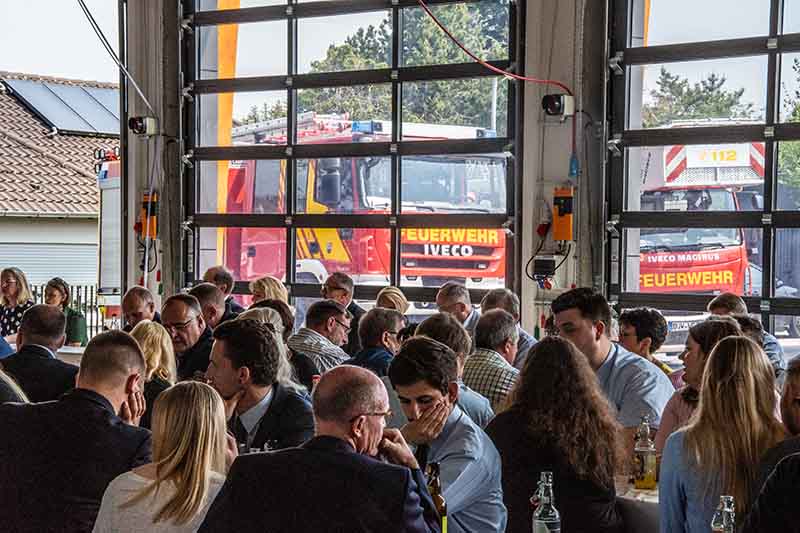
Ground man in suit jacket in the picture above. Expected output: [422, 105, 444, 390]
[0, 330, 152, 533]
[162, 294, 214, 380]
[199, 365, 441, 533]
[206, 318, 314, 451]
[203, 265, 245, 315]
[121, 285, 161, 332]
[1, 304, 78, 402]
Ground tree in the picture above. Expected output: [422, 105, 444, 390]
[294, 1, 509, 131]
[777, 57, 800, 202]
[640, 67, 755, 128]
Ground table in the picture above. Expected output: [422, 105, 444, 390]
[616, 479, 659, 532]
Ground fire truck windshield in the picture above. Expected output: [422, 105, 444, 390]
[640, 188, 741, 252]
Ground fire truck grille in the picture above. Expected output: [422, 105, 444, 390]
[401, 244, 496, 256]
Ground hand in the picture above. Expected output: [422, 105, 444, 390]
[223, 389, 246, 421]
[379, 428, 419, 470]
[400, 401, 448, 445]
[224, 432, 238, 471]
[120, 390, 146, 426]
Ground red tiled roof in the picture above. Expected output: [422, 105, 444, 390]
[0, 71, 119, 217]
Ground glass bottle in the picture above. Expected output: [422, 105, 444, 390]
[711, 495, 735, 532]
[633, 415, 657, 490]
[531, 471, 561, 533]
[427, 462, 447, 533]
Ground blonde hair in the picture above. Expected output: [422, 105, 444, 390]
[124, 382, 227, 525]
[129, 320, 176, 384]
[684, 336, 785, 518]
[377, 286, 410, 314]
[237, 307, 302, 391]
[1, 267, 32, 307]
[249, 275, 288, 304]
[0, 368, 27, 402]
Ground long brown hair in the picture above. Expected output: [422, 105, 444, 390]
[684, 336, 785, 518]
[505, 336, 625, 488]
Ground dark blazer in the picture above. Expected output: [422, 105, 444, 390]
[177, 326, 214, 380]
[199, 436, 441, 533]
[141, 375, 172, 430]
[343, 301, 366, 356]
[0, 344, 78, 402]
[228, 382, 314, 451]
[289, 349, 319, 392]
[0, 372, 25, 403]
[485, 408, 623, 533]
[0, 388, 152, 533]
[226, 296, 245, 315]
[743, 451, 800, 533]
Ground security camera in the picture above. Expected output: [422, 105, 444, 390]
[128, 116, 159, 136]
[542, 94, 575, 117]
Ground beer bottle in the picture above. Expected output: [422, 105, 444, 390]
[633, 415, 657, 490]
[427, 462, 447, 533]
[531, 471, 561, 533]
[711, 495, 735, 532]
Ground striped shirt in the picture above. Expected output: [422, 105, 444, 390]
[462, 348, 519, 412]
[287, 328, 349, 373]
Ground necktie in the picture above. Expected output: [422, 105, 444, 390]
[414, 444, 430, 471]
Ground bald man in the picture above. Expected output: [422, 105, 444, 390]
[200, 366, 441, 533]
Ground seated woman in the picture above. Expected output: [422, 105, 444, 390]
[44, 277, 87, 347]
[654, 316, 741, 454]
[376, 286, 410, 315]
[129, 320, 176, 429]
[485, 336, 624, 533]
[659, 335, 785, 533]
[0, 267, 35, 344]
[248, 276, 288, 306]
[93, 381, 235, 532]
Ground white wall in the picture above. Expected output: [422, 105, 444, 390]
[520, 0, 606, 332]
[0, 217, 98, 244]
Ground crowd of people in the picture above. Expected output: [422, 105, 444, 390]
[0, 264, 798, 532]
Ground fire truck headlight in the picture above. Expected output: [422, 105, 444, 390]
[477, 263, 488, 270]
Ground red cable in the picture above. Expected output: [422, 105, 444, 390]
[415, 0, 573, 96]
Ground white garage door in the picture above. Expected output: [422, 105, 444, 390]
[0, 243, 98, 286]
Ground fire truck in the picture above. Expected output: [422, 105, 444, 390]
[220, 112, 507, 305]
[636, 121, 765, 296]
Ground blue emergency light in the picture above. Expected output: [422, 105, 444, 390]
[352, 121, 383, 134]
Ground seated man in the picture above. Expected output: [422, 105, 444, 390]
[199, 365, 441, 533]
[552, 288, 674, 438]
[1, 304, 78, 402]
[205, 318, 314, 451]
[462, 309, 520, 412]
[385, 312, 494, 430]
[481, 288, 537, 369]
[436, 282, 480, 341]
[287, 299, 350, 373]
[389, 337, 507, 533]
[0, 331, 151, 532]
[708, 292, 786, 387]
[618, 307, 680, 388]
[203, 265, 245, 315]
[189, 282, 237, 329]
[345, 307, 404, 377]
[321, 272, 365, 356]
[162, 294, 213, 380]
[121, 285, 160, 332]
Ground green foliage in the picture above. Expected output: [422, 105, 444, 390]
[778, 58, 800, 199]
[641, 67, 755, 128]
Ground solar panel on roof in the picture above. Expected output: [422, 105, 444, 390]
[3, 78, 120, 136]
[45, 83, 119, 135]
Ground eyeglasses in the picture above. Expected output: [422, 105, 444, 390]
[349, 409, 393, 423]
[335, 319, 352, 332]
[163, 316, 197, 334]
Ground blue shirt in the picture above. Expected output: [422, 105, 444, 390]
[0, 336, 13, 360]
[345, 346, 393, 377]
[513, 325, 537, 370]
[382, 377, 495, 429]
[462, 309, 481, 340]
[428, 405, 507, 533]
[239, 388, 274, 449]
[596, 343, 674, 428]
[660, 430, 719, 533]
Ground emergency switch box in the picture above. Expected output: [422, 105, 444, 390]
[552, 187, 574, 241]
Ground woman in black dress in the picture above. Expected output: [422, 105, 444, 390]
[485, 336, 625, 533]
[0, 267, 34, 343]
[129, 320, 176, 429]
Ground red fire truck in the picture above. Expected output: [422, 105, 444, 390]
[637, 125, 764, 296]
[220, 113, 507, 301]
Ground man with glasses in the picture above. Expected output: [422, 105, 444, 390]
[199, 365, 441, 533]
[287, 299, 351, 373]
[321, 273, 365, 356]
[161, 294, 213, 380]
[345, 307, 404, 377]
[388, 336, 507, 533]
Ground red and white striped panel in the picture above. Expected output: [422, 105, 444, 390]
[664, 145, 687, 182]
[750, 142, 765, 178]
